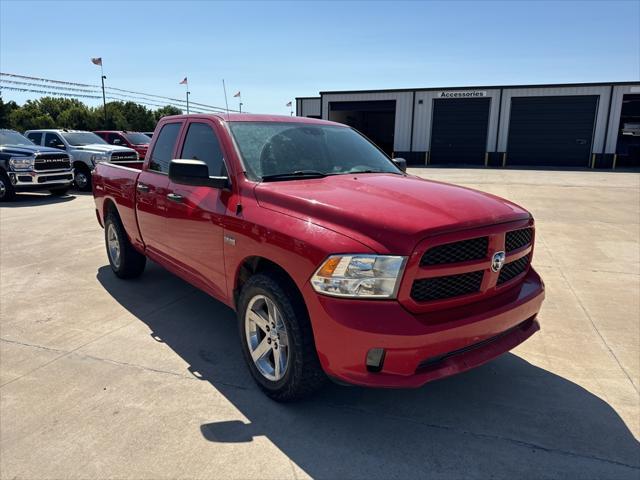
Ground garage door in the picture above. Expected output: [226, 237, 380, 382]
[507, 95, 598, 167]
[430, 98, 491, 165]
[329, 101, 396, 156]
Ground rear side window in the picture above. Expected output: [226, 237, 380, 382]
[26, 132, 42, 144]
[180, 122, 226, 176]
[148, 123, 181, 173]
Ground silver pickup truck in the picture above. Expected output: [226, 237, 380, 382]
[25, 129, 139, 191]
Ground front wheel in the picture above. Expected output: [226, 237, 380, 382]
[0, 171, 16, 202]
[238, 273, 326, 401]
[104, 210, 146, 279]
[74, 166, 92, 192]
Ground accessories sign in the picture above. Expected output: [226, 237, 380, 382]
[438, 91, 487, 98]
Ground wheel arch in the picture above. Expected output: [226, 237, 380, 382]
[234, 256, 305, 312]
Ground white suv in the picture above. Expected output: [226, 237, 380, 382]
[25, 129, 138, 191]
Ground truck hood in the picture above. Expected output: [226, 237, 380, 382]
[0, 145, 67, 156]
[254, 173, 530, 254]
[72, 144, 136, 154]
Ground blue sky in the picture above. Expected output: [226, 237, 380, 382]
[1, 0, 639, 115]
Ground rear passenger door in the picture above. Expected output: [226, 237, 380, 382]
[164, 120, 230, 300]
[136, 121, 182, 259]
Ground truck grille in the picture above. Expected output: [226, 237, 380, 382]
[498, 256, 530, 284]
[110, 152, 138, 163]
[411, 270, 483, 302]
[420, 237, 488, 266]
[34, 153, 71, 171]
[505, 227, 532, 252]
[408, 223, 535, 305]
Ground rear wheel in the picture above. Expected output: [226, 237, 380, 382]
[0, 171, 16, 202]
[238, 273, 326, 401]
[104, 210, 146, 278]
[74, 165, 92, 192]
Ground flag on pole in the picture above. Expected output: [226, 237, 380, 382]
[91, 57, 102, 66]
[286, 101, 292, 107]
[233, 91, 241, 98]
[179, 77, 188, 85]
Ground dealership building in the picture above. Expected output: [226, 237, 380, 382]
[296, 81, 640, 169]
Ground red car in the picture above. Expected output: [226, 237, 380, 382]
[92, 114, 545, 401]
[94, 130, 151, 159]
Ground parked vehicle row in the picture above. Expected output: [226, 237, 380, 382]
[0, 129, 74, 201]
[93, 113, 545, 401]
[0, 129, 151, 200]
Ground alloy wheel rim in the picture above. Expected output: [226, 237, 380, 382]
[76, 172, 88, 189]
[245, 294, 289, 381]
[0, 179, 5, 198]
[107, 223, 121, 269]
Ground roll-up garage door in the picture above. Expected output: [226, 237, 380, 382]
[507, 95, 598, 167]
[430, 98, 491, 165]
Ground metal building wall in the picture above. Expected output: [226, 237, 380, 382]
[321, 92, 414, 152]
[605, 84, 640, 153]
[496, 85, 612, 153]
[297, 98, 321, 117]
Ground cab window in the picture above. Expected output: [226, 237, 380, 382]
[44, 133, 65, 150]
[180, 122, 226, 176]
[148, 123, 181, 173]
[26, 132, 42, 145]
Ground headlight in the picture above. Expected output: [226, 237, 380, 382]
[311, 254, 407, 298]
[9, 156, 35, 171]
[90, 154, 109, 165]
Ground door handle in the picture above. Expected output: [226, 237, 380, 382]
[167, 193, 183, 203]
[137, 182, 149, 192]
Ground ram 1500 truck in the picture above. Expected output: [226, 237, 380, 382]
[93, 130, 151, 160]
[0, 129, 74, 201]
[93, 114, 545, 401]
[25, 129, 140, 191]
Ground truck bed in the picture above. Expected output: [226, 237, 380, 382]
[93, 162, 144, 251]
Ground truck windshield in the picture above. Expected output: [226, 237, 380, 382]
[124, 132, 151, 144]
[61, 132, 107, 146]
[229, 122, 402, 180]
[0, 130, 35, 146]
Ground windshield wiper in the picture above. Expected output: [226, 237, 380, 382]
[261, 170, 328, 181]
[343, 169, 399, 175]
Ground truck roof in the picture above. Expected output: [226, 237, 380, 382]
[161, 113, 343, 126]
[25, 128, 91, 133]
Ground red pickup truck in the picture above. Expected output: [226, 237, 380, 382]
[94, 130, 151, 159]
[93, 114, 544, 401]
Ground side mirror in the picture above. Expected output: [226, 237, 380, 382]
[169, 159, 229, 189]
[393, 157, 407, 172]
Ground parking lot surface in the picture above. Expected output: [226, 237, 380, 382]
[1, 169, 639, 479]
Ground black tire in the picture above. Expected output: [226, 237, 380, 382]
[0, 170, 16, 202]
[237, 272, 326, 401]
[104, 209, 146, 279]
[74, 165, 92, 192]
[49, 186, 70, 196]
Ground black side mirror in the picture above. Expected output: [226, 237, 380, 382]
[393, 157, 407, 172]
[169, 159, 229, 189]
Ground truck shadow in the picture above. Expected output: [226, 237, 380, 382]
[1, 192, 76, 207]
[96, 263, 640, 478]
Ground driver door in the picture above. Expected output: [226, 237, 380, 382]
[164, 119, 230, 300]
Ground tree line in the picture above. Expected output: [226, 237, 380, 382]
[0, 96, 183, 132]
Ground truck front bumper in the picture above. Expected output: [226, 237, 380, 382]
[9, 169, 74, 189]
[304, 267, 544, 388]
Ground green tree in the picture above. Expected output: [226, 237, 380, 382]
[0, 98, 19, 128]
[154, 105, 182, 122]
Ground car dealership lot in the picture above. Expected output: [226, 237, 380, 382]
[1, 169, 639, 479]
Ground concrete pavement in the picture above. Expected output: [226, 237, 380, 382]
[1, 169, 639, 479]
